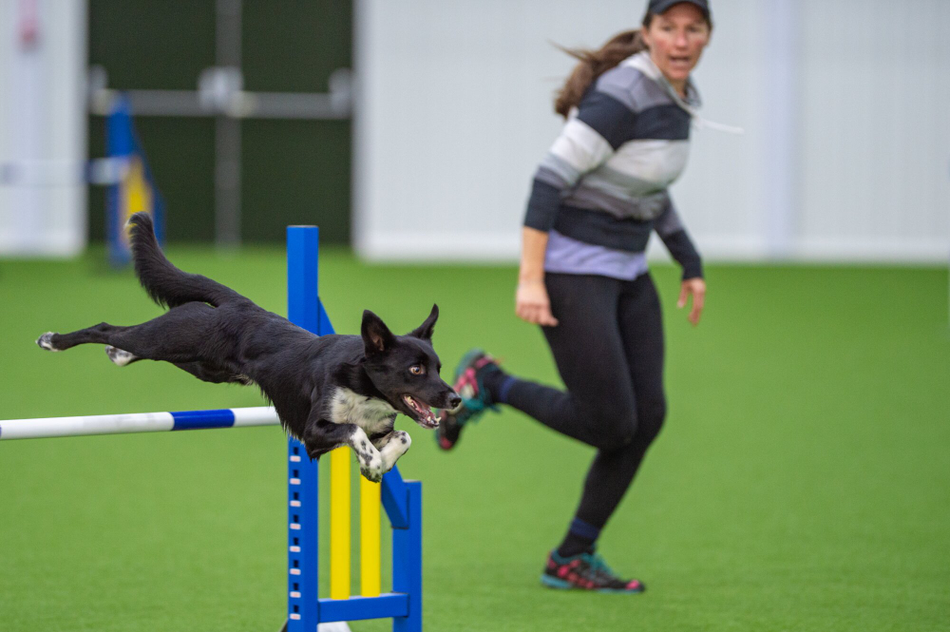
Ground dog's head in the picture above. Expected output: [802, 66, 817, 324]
[360, 304, 461, 429]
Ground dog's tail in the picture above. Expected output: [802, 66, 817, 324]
[128, 212, 245, 309]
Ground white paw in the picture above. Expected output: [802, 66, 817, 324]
[105, 346, 136, 366]
[353, 441, 384, 482]
[359, 455, 384, 483]
[379, 431, 411, 471]
[391, 430, 411, 456]
[36, 332, 59, 351]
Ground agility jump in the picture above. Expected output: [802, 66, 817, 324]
[0, 226, 423, 632]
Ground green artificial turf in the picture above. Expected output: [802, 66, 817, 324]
[0, 247, 948, 631]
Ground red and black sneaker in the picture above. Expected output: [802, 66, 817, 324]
[435, 349, 500, 451]
[541, 550, 646, 593]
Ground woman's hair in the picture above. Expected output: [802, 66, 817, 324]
[553, 16, 655, 119]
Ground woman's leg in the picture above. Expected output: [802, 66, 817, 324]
[463, 273, 666, 558]
[558, 273, 667, 554]
[493, 273, 640, 450]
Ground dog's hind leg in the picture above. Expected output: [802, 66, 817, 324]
[36, 333, 60, 351]
[104, 349, 233, 380]
[105, 346, 140, 366]
[101, 302, 220, 364]
[39, 302, 219, 365]
[173, 361, 248, 384]
[38, 323, 133, 352]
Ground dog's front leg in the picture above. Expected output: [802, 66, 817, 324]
[301, 402, 387, 482]
[348, 427, 386, 483]
[372, 431, 412, 474]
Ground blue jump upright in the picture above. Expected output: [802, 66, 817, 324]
[285, 226, 424, 632]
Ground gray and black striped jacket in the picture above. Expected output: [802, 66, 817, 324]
[525, 51, 703, 279]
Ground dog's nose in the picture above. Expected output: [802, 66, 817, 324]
[447, 394, 462, 410]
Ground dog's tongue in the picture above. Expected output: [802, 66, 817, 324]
[403, 395, 438, 426]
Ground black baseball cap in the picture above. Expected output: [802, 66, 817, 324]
[646, 0, 711, 21]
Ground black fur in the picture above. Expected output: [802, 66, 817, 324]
[37, 212, 460, 478]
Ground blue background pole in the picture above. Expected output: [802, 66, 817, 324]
[104, 94, 167, 268]
[105, 96, 133, 268]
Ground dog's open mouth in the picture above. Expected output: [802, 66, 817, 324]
[402, 395, 439, 428]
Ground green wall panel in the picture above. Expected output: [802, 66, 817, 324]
[88, 0, 352, 244]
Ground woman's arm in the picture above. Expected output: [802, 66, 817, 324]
[664, 228, 706, 326]
[518, 80, 632, 326]
[515, 227, 559, 327]
[677, 277, 706, 327]
[654, 198, 706, 326]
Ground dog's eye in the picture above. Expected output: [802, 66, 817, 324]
[409, 365, 425, 376]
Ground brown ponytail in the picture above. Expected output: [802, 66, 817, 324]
[553, 17, 654, 119]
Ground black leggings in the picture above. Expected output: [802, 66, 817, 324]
[496, 272, 666, 531]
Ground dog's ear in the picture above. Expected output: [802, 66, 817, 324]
[408, 304, 439, 341]
[362, 309, 396, 356]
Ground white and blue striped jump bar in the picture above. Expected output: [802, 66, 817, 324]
[0, 406, 279, 440]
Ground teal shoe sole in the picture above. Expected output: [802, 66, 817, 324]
[540, 574, 572, 590]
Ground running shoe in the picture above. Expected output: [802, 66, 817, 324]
[540, 549, 646, 593]
[435, 349, 500, 450]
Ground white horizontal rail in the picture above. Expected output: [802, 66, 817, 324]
[0, 406, 279, 440]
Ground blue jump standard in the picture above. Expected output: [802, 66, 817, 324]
[285, 225, 423, 632]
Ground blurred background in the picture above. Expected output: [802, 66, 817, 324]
[1, 2, 949, 632]
[2, 0, 947, 261]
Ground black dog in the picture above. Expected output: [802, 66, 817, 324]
[36, 212, 460, 481]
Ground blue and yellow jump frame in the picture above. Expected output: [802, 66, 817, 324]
[105, 94, 166, 268]
[285, 226, 423, 632]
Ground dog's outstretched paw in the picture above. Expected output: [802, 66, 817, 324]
[378, 430, 411, 472]
[393, 430, 411, 447]
[36, 332, 60, 352]
[105, 346, 137, 367]
[359, 466, 383, 483]
[353, 439, 385, 482]
[359, 453, 385, 483]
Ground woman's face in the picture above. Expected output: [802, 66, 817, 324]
[641, 3, 711, 91]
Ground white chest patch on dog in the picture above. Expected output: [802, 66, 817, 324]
[328, 387, 398, 434]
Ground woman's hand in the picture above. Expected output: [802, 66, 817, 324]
[677, 277, 706, 326]
[516, 279, 559, 327]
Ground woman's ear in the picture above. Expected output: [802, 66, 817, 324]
[639, 25, 652, 49]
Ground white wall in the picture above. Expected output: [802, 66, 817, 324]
[354, 0, 950, 263]
[796, 0, 950, 262]
[0, 0, 88, 257]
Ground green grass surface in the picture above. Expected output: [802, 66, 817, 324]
[1, 248, 948, 631]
